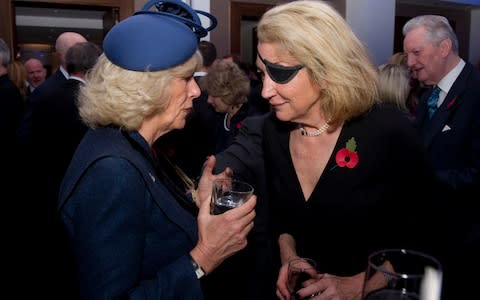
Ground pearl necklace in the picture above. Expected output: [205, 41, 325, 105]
[298, 122, 330, 137]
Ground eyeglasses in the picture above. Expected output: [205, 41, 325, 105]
[257, 53, 304, 84]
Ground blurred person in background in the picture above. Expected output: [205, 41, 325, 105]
[378, 63, 413, 120]
[0, 38, 23, 158]
[1, 37, 25, 294]
[403, 14, 480, 300]
[7, 59, 28, 101]
[27, 41, 102, 299]
[24, 57, 47, 96]
[203, 59, 261, 153]
[17, 31, 87, 147]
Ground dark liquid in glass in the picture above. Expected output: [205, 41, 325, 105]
[290, 272, 312, 300]
[212, 194, 238, 215]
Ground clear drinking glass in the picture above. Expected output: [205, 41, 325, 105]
[287, 257, 318, 300]
[361, 249, 442, 300]
[210, 178, 254, 215]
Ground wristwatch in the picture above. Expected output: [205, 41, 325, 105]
[189, 255, 205, 279]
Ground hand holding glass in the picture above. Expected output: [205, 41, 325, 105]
[361, 249, 442, 300]
[211, 179, 254, 215]
[287, 257, 318, 300]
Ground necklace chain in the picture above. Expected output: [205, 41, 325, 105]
[299, 122, 330, 137]
[223, 113, 230, 131]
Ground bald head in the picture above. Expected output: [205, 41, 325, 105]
[55, 32, 87, 67]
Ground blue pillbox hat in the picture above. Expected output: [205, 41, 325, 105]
[103, 0, 217, 72]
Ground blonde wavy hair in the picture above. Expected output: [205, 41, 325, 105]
[79, 51, 202, 130]
[256, 0, 379, 126]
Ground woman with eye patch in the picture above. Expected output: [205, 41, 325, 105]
[251, 1, 442, 300]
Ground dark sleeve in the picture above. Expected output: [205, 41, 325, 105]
[215, 112, 278, 299]
[382, 106, 445, 257]
[0, 83, 23, 145]
[214, 112, 269, 180]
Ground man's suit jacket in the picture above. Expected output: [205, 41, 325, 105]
[29, 78, 88, 206]
[415, 62, 480, 191]
[16, 70, 67, 146]
[415, 62, 480, 300]
[0, 74, 23, 149]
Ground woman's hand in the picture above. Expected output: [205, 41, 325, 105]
[275, 259, 291, 299]
[194, 155, 233, 207]
[190, 155, 256, 274]
[295, 272, 365, 300]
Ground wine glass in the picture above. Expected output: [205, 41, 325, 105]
[287, 257, 318, 300]
[361, 249, 442, 300]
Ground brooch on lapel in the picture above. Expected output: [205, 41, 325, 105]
[447, 96, 457, 109]
[331, 137, 359, 170]
[236, 121, 244, 129]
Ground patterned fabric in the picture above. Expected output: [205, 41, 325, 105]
[427, 86, 441, 119]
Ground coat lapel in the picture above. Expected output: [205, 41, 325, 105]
[58, 128, 198, 243]
[421, 63, 472, 147]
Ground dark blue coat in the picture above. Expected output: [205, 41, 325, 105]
[58, 127, 202, 299]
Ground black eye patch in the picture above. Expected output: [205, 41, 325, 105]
[258, 53, 303, 84]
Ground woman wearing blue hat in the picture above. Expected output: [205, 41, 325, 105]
[57, 1, 256, 299]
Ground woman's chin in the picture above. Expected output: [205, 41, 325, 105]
[175, 121, 186, 130]
[273, 111, 292, 122]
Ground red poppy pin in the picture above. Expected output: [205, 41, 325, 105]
[331, 137, 359, 170]
[236, 121, 243, 129]
[447, 97, 457, 109]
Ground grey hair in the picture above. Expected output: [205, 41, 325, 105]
[0, 38, 11, 67]
[402, 15, 458, 54]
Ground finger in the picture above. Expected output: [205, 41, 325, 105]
[225, 194, 256, 215]
[229, 196, 257, 224]
[276, 289, 286, 300]
[224, 167, 234, 178]
[201, 155, 216, 176]
[198, 188, 214, 216]
[239, 219, 255, 236]
[297, 285, 321, 300]
[213, 168, 234, 182]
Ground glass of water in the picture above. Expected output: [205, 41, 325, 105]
[210, 178, 254, 215]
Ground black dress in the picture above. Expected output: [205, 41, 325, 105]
[263, 104, 442, 276]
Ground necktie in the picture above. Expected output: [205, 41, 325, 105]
[427, 86, 441, 119]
